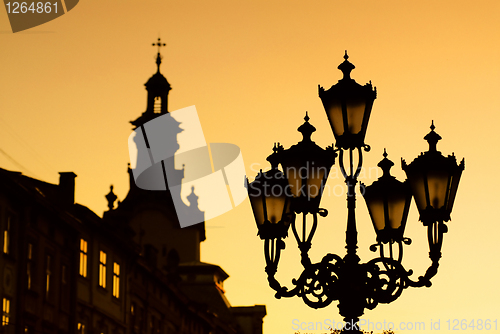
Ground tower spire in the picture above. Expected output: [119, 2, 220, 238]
[152, 37, 166, 72]
[130, 38, 172, 129]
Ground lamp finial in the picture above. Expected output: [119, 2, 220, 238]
[297, 112, 316, 142]
[378, 149, 394, 177]
[338, 50, 355, 80]
[424, 121, 442, 152]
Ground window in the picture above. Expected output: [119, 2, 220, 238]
[46, 255, 52, 298]
[131, 303, 137, 333]
[3, 216, 10, 254]
[79, 239, 88, 277]
[99, 251, 106, 288]
[27, 243, 33, 289]
[154, 96, 162, 113]
[77, 323, 85, 334]
[130, 303, 144, 334]
[2, 298, 10, 326]
[112, 262, 120, 298]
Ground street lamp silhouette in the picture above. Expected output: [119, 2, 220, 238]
[247, 51, 465, 333]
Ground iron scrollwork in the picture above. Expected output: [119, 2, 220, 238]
[264, 218, 447, 312]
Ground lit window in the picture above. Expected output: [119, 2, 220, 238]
[112, 262, 120, 298]
[2, 298, 10, 326]
[27, 243, 33, 289]
[46, 255, 52, 298]
[3, 216, 10, 254]
[99, 251, 106, 288]
[77, 323, 85, 334]
[130, 303, 136, 329]
[79, 239, 88, 277]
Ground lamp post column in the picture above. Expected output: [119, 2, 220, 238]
[336, 148, 365, 333]
[345, 175, 359, 263]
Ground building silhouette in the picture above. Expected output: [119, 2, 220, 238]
[0, 43, 265, 334]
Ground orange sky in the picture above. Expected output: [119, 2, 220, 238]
[1, 1, 500, 333]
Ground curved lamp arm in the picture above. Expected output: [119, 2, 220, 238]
[264, 212, 323, 299]
[405, 220, 447, 287]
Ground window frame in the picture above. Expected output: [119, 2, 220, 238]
[2, 297, 10, 326]
[3, 215, 11, 255]
[98, 250, 107, 288]
[79, 238, 88, 278]
[27, 243, 33, 290]
[112, 262, 120, 298]
[45, 254, 53, 300]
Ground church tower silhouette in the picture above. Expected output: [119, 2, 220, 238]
[104, 38, 205, 264]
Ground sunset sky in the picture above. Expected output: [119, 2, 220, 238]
[1, 1, 500, 333]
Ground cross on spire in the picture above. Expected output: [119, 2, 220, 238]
[152, 37, 166, 53]
[152, 37, 166, 71]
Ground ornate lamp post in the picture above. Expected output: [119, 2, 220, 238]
[247, 52, 465, 333]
